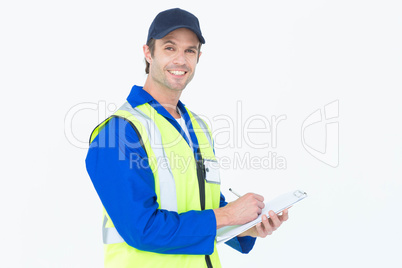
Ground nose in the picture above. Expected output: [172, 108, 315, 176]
[172, 50, 186, 66]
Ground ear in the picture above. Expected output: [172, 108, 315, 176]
[143, 45, 152, 64]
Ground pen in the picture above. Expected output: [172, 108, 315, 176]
[229, 188, 242, 198]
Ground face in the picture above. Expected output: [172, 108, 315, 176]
[145, 28, 201, 92]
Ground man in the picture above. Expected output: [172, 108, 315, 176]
[86, 8, 289, 268]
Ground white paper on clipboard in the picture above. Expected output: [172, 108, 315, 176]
[216, 190, 308, 245]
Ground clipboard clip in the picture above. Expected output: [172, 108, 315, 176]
[293, 190, 307, 198]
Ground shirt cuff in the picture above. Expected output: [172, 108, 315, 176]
[224, 235, 257, 254]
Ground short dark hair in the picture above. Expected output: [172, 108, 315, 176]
[144, 38, 202, 74]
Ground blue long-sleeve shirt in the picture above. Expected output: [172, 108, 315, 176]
[85, 85, 256, 254]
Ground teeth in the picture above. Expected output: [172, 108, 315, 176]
[169, 70, 185, 75]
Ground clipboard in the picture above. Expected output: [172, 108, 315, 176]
[216, 190, 308, 245]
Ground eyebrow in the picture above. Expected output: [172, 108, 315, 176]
[163, 40, 176, 46]
[162, 40, 198, 50]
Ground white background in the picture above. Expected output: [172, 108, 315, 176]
[1, 0, 401, 267]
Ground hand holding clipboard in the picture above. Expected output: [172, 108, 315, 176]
[216, 190, 307, 244]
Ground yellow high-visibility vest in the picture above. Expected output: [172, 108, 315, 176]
[89, 102, 222, 268]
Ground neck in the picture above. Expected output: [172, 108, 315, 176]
[143, 76, 182, 119]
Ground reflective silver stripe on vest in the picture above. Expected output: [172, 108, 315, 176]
[191, 111, 213, 149]
[103, 102, 177, 244]
[103, 215, 125, 244]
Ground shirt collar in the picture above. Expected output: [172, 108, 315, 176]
[126, 85, 188, 119]
[126, 85, 154, 108]
[126, 85, 199, 158]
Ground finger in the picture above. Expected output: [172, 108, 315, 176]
[261, 215, 273, 235]
[253, 194, 264, 202]
[279, 209, 289, 222]
[262, 214, 270, 228]
[257, 201, 265, 209]
[255, 222, 265, 237]
[268, 211, 282, 228]
[257, 207, 262, 215]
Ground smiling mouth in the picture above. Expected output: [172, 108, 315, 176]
[168, 70, 187, 76]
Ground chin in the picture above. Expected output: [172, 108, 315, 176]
[170, 86, 186, 92]
[167, 83, 188, 91]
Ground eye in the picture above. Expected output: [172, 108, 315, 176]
[165, 47, 174, 51]
[186, 49, 196, 54]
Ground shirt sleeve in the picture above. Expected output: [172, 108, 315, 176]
[85, 117, 216, 255]
[219, 193, 257, 254]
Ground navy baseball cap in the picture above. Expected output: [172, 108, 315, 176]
[147, 8, 205, 44]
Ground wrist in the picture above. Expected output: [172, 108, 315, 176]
[213, 207, 232, 229]
[238, 228, 257, 238]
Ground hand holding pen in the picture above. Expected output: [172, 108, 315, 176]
[227, 188, 289, 238]
[214, 189, 265, 228]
